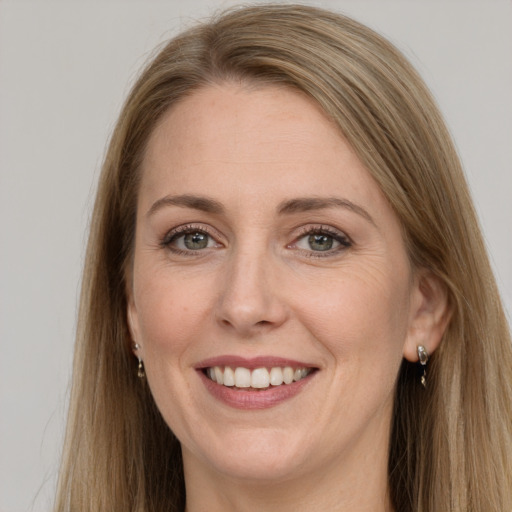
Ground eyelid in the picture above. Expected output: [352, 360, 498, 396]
[293, 224, 352, 243]
[161, 223, 224, 252]
[288, 224, 352, 257]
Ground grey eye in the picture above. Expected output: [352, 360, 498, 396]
[293, 228, 351, 255]
[182, 232, 210, 250]
[163, 225, 223, 254]
[307, 234, 335, 251]
[166, 229, 218, 251]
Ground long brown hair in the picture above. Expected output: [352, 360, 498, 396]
[55, 5, 512, 511]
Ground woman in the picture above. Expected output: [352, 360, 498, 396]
[54, 4, 512, 511]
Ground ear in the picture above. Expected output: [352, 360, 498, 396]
[403, 269, 452, 362]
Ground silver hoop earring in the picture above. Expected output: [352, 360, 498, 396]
[417, 345, 429, 388]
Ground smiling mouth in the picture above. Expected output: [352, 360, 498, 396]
[204, 366, 315, 390]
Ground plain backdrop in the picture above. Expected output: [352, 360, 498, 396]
[0, 1, 510, 511]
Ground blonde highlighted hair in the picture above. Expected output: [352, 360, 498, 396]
[55, 5, 512, 511]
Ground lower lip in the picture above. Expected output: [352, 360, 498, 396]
[198, 370, 315, 410]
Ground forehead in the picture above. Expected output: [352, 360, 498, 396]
[139, 83, 387, 214]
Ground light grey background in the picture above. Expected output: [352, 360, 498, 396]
[1, 1, 510, 511]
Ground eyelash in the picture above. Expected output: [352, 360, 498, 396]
[160, 224, 221, 256]
[160, 224, 352, 257]
[290, 225, 352, 258]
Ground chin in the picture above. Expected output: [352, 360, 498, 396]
[186, 428, 312, 483]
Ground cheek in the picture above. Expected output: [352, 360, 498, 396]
[133, 268, 215, 358]
[295, 260, 412, 363]
[132, 271, 215, 428]
[282, 260, 412, 453]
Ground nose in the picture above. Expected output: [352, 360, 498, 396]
[215, 246, 288, 337]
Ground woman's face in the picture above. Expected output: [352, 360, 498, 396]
[128, 83, 425, 484]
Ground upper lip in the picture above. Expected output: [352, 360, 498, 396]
[195, 355, 317, 370]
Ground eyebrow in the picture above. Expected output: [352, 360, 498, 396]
[278, 197, 376, 226]
[147, 194, 375, 226]
[147, 194, 225, 217]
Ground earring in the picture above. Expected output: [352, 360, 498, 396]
[132, 342, 145, 379]
[137, 358, 145, 379]
[417, 345, 429, 388]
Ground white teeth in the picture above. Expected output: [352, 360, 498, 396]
[223, 366, 235, 386]
[234, 367, 251, 388]
[251, 368, 270, 388]
[214, 366, 224, 385]
[283, 366, 294, 384]
[269, 367, 284, 386]
[206, 365, 312, 388]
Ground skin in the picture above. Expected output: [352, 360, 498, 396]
[127, 83, 448, 512]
